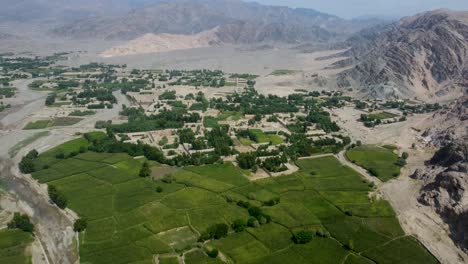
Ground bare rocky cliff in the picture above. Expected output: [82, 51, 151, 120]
[334, 10, 468, 101]
[411, 96, 468, 252]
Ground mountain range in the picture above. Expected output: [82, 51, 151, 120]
[333, 9, 468, 101]
[51, 0, 378, 43]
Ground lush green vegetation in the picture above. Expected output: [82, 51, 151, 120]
[23, 120, 50, 130]
[69, 110, 96, 116]
[0, 87, 16, 98]
[24, 137, 437, 263]
[0, 229, 33, 264]
[346, 145, 402, 181]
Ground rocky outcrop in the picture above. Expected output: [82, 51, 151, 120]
[416, 148, 468, 251]
[334, 10, 468, 101]
[422, 96, 468, 147]
[413, 97, 468, 251]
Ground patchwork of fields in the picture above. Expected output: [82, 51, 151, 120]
[29, 137, 438, 264]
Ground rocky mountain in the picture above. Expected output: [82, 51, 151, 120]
[51, 0, 374, 44]
[334, 10, 468, 101]
[411, 96, 468, 251]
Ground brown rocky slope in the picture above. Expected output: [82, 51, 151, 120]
[334, 10, 468, 102]
[411, 96, 468, 252]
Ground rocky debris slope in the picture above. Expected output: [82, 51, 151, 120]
[413, 143, 468, 251]
[51, 0, 377, 44]
[333, 10, 468, 101]
[411, 97, 468, 251]
[422, 96, 468, 146]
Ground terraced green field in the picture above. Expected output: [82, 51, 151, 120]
[346, 145, 401, 182]
[0, 229, 33, 264]
[29, 137, 437, 264]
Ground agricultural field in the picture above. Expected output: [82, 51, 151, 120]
[269, 69, 298, 76]
[367, 112, 398, 120]
[241, 129, 284, 145]
[346, 145, 401, 182]
[27, 136, 437, 264]
[0, 229, 33, 264]
[23, 117, 82, 130]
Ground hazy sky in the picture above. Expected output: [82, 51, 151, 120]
[252, 0, 468, 19]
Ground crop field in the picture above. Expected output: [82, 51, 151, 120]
[249, 129, 284, 145]
[23, 120, 50, 130]
[28, 137, 437, 264]
[23, 117, 82, 130]
[269, 69, 298, 76]
[0, 229, 33, 264]
[368, 112, 398, 120]
[346, 145, 401, 181]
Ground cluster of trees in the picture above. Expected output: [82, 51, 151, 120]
[19, 149, 38, 173]
[0, 87, 15, 98]
[236, 152, 257, 170]
[77, 88, 117, 104]
[48, 185, 67, 209]
[110, 108, 200, 133]
[306, 111, 340, 133]
[73, 218, 88, 233]
[199, 223, 229, 241]
[205, 126, 234, 156]
[159, 91, 177, 100]
[235, 200, 272, 227]
[262, 156, 288, 172]
[139, 162, 151, 177]
[292, 230, 314, 244]
[395, 152, 409, 167]
[45, 93, 56, 106]
[8, 213, 34, 233]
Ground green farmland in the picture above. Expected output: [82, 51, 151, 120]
[0, 229, 33, 264]
[29, 137, 437, 264]
[346, 145, 401, 182]
[23, 117, 82, 130]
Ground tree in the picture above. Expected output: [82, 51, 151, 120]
[237, 152, 256, 170]
[139, 162, 151, 177]
[25, 149, 38, 159]
[232, 219, 247, 232]
[356, 140, 362, 146]
[292, 231, 314, 244]
[199, 223, 229, 241]
[48, 185, 67, 209]
[206, 248, 219, 258]
[73, 218, 88, 232]
[8, 213, 34, 233]
[19, 157, 35, 173]
[346, 239, 354, 250]
[401, 152, 409, 160]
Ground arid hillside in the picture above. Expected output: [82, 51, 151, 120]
[333, 10, 468, 102]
